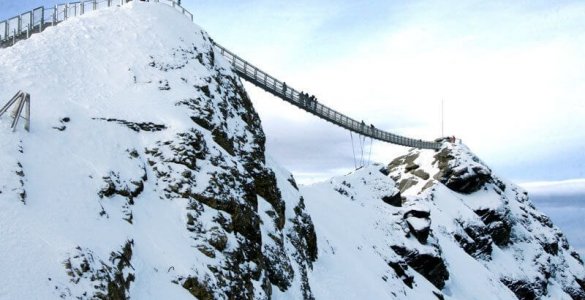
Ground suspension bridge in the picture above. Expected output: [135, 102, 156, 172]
[0, 0, 442, 152]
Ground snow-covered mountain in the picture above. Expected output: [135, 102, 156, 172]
[303, 143, 585, 299]
[1, 2, 584, 300]
[0, 3, 315, 299]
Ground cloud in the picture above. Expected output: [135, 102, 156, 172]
[522, 179, 585, 197]
[3, 0, 585, 184]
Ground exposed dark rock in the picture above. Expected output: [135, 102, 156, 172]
[158, 79, 170, 90]
[208, 227, 228, 251]
[572, 252, 584, 265]
[211, 127, 235, 156]
[15, 162, 26, 204]
[382, 192, 402, 207]
[433, 291, 445, 300]
[405, 163, 420, 172]
[379, 166, 390, 176]
[263, 234, 294, 292]
[398, 178, 419, 192]
[182, 277, 214, 300]
[433, 147, 491, 194]
[291, 197, 318, 265]
[287, 175, 299, 190]
[405, 217, 431, 244]
[474, 208, 512, 247]
[61, 241, 135, 300]
[391, 246, 449, 289]
[543, 242, 559, 256]
[454, 223, 493, 260]
[254, 170, 286, 230]
[93, 118, 167, 132]
[501, 278, 546, 300]
[404, 208, 431, 219]
[412, 169, 430, 180]
[487, 221, 511, 247]
[196, 245, 216, 258]
[388, 261, 414, 288]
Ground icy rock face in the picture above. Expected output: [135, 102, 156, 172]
[301, 142, 585, 299]
[387, 143, 585, 299]
[0, 3, 315, 300]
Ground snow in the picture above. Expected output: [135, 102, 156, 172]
[302, 143, 585, 299]
[1, 1, 584, 299]
[302, 166, 442, 299]
[0, 2, 311, 299]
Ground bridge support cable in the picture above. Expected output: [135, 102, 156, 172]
[350, 131, 358, 169]
[360, 134, 366, 168]
[367, 137, 373, 167]
[212, 41, 442, 150]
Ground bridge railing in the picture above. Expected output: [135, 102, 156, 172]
[0, 0, 192, 48]
[1, 0, 440, 150]
[214, 42, 441, 150]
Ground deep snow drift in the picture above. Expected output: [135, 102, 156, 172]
[1, 2, 584, 300]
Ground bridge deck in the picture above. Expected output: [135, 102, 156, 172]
[214, 43, 441, 150]
[0, 0, 442, 150]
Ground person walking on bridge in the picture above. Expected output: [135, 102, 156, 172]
[282, 82, 287, 95]
[309, 95, 317, 110]
[300, 92, 307, 106]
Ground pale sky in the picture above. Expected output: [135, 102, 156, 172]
[2, 0, 584, 185]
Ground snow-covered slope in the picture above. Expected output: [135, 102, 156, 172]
[0, 3, 316, 299]
[303, 142, 585, 299]
[2, 2, 584, 300]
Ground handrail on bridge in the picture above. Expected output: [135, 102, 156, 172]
[0, 0, 192, 48]
[0, 0, 441, 150]
[213, 42, 441, 150]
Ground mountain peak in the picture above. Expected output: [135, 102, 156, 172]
[302, 142, 585, 299]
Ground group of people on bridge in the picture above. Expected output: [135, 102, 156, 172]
[282, 82, 318, 111]
[298, 92, 318, 110]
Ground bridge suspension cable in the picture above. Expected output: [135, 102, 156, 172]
[213, 42, 442, 150]
[0, 0, 443, 150]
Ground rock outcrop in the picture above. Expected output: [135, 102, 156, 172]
[0, 4, 315, 299]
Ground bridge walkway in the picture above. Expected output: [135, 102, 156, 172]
[214, 43, 441, 150]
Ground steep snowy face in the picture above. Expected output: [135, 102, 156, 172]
[0, 3, 315, 300]
[303, 143, 585, 299]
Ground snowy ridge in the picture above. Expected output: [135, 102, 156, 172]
[303, 142, 585, 299]
[0, 3, 316, 299]
[1, 1, 584, 299]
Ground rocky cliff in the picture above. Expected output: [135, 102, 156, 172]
[302, 142, 585, 299]
[1, 2, 583, 300]
[0, 3, 315, 299]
